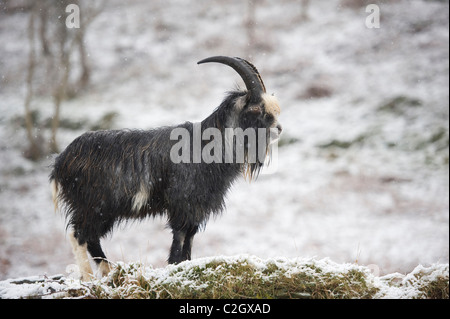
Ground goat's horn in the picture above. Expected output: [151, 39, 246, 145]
[198, 56, 266, 101]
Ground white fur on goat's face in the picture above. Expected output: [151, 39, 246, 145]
[261, 93, 281, 141]
[226, 92, 282, 145]
[262, 93, 280, 118]
[236, 92, 280, 115]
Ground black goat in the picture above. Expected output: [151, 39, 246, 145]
[50, 56, 282, 280]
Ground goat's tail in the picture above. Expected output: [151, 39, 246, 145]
[50, 175, 60, 212]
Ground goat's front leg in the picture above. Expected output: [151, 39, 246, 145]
[181, 225, 199, 261]
[168, 229, 186, 264]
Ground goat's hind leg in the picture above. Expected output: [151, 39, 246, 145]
[87, 239, 111, 277]
[168, 225, 199, 264]
[68, 231, 93, 281]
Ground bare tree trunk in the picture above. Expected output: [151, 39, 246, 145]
[50, 50, 71, 154]
[38, 0, 50, 56]
[301, 0, 310, 22]
[22, 0, 102, 157]
[67, 27, 90, 97]
[72, 0, 104, 94]
[23, 6, 43, 161]
[49, 2, 71, 154]
[77, 31, 90, 91]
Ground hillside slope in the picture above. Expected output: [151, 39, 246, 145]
[0, 0, 448, 280]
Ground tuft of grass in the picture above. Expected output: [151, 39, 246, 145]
[419, 276, 449, 299]
[84, 257, 380, 299]
[408, 266, 450, 299]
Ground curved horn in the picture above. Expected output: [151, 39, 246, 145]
[197, 56, 266, 101]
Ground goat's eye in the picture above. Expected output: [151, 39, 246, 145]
[247, 105, 262, 115]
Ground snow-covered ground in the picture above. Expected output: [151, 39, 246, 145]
[0, 256, 448, 299]
[0, 255, 449, 299]
[0, 0, 448, 282]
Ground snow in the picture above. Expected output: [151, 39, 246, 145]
[0, 255, 447, 299]
[0, 275, 67, 299]
[375, 262, 449, 299]
[0, 0, 448, 289]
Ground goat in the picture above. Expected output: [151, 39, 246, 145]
[50, 56, 282, 280]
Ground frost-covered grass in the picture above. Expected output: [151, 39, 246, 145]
[101, 256, 378, 299]
[0, 256, 448, 299]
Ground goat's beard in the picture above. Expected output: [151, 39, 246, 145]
[242, 135, 272, 181]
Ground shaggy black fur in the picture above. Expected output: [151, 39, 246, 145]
[50, 89, 277, 265]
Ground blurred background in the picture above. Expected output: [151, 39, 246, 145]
[0, 0, 448, 280]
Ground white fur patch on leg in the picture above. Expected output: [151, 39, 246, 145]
[98, 260, 111, 277]
[131, 183, 149, 212]
[68, 231, 93, 281]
